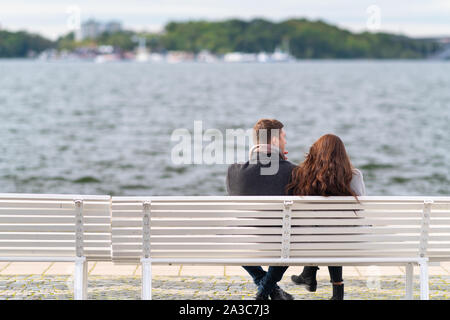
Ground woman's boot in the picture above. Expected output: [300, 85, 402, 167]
[330, 284, 344, 300]
[291, 267, 318, 292]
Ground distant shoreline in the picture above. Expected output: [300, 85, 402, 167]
[2, 18, 448, 59]
[0, 58, 449, 63]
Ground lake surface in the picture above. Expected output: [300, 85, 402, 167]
[0, 60, 449, 196]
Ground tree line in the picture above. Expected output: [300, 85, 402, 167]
[0, 30, 54, 57]
[0, 18, 443, 59]
[156, 19, 441, 58]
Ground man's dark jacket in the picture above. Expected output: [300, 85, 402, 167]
[226, 152, 296, 196]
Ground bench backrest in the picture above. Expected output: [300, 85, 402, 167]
[0, 194, 111, 260]
[111, 196, 450, 263]
[427, 198, 450, 261]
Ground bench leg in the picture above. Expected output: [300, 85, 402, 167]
[405, 263, 414, 300]
[419, 259, 429, 300]
[141, 258, 152, 300]
[74, 257, 88, 300]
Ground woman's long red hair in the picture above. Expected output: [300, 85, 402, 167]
[286, 134, 357, 198]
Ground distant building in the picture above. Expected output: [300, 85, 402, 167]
[78, 19, 101, 40]
[104, 21, 122, 34]
[76, 19, 122, 41]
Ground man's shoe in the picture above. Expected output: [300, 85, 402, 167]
[270, 287, 294, 300]
[291, 274, 317, 292]
[255, 291, 269, 300]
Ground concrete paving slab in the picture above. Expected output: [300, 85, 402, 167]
[179, 266, 225, 276]
[89, 262, 137, 276]
[343, 267, 361, 277]
[135, 265, 181, 276]
[429, 266, 448, 276]
[0, 262, 51, 275]
[357, 266, 404, 276]
[152, 265, 182, 276]
[44, 263, 74, 275]
[224, 266, 249, 276]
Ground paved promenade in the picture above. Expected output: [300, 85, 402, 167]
[1, 262, 449, 299]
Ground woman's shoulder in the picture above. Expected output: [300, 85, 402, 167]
[350, 168, 366, 196]
[352, 168, 364, 178]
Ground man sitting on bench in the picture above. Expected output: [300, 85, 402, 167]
[226, 118, 295, 300]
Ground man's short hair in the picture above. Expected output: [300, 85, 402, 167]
[253, 119, 284, 144]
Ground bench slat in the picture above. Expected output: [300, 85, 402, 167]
[288, 251, 421, 257]
[0, 201, 108, 210]
[112, 228, 283, 236]
[113, 210, 285, 218]
[0, 249, 110, 254]
[0, 217, 110, 224]
[427, 243, 450, 248]
[112, 219, 283, 227]
[113, 243, 283, 250]
[111, 219, 422, 228]
[0, 208, 110, 216]
[112, 210, 428, 218]
[110, 210, 450, 219]
[112, 235, 282, 243]
[112, 202, 435, 210]
[0, 225, 110, 232]
[111, 195, 449, 202]
[0, 241, 109, 247]
[111, 226, 421, 236]
[0, 233, 110, 241]
[111, 234, 419, 243]
[113, 251, 282, 258]
[112, 242, 420, 251]
[113, 203, 364, 211]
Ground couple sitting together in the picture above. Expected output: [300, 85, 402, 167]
[226, 118, 366, 300]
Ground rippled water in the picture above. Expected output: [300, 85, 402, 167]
[0, 60, 449, 196]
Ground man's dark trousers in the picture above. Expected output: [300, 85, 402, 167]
[226, 151, 295, 296]
[242, 266, 288, 296]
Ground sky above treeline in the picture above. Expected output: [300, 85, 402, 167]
[1, 0, 449, 40]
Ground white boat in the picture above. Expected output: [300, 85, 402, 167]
[223, 52, 257, 63]
[135, 48, 150, 62]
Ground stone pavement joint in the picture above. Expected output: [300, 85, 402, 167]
[88, 262, 97, 275]
[132, 264, 139, 276]
[42, 263, 54, 275]
[0, 263, 11, 273]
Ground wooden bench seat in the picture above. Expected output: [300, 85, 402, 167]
[111, 196, 450, 300]
[0, 193, 111, 299]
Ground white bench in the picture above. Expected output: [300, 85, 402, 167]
[0, 193, 111, 299]
[111, 195, 450, 300]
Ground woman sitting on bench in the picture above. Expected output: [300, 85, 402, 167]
[286, 133, 366, 300]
